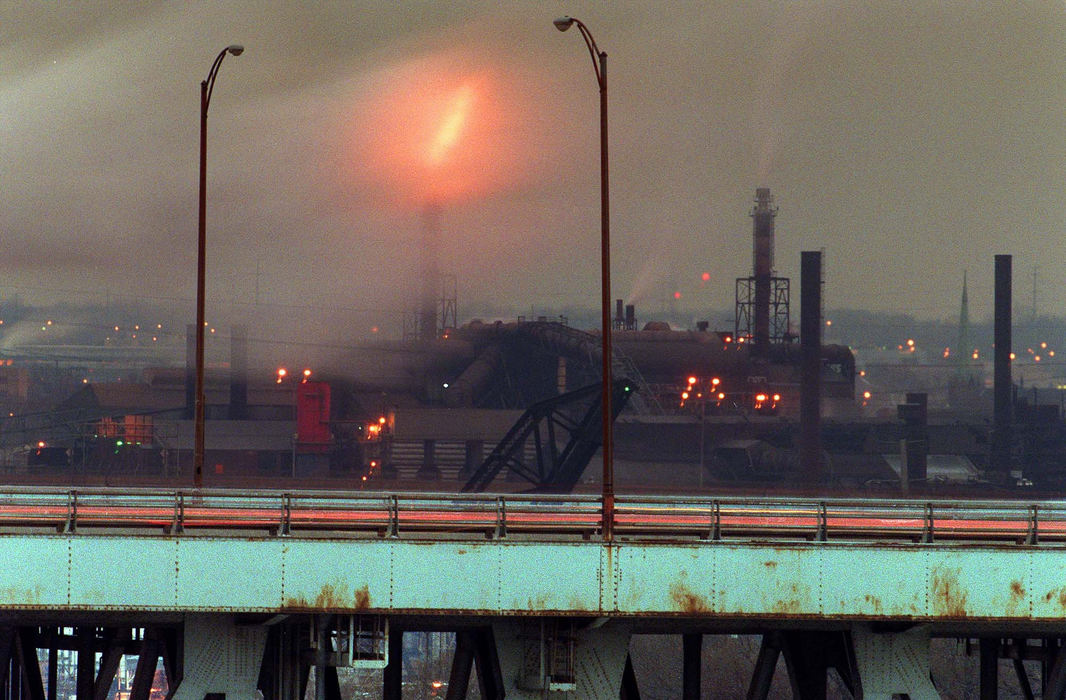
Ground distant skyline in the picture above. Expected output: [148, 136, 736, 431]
[3, 2, 1065, 333]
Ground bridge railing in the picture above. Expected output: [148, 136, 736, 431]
[0, 487, 1064, 544]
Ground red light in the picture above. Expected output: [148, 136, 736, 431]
[673, 291, 682, 300]
[724, 336, 732, 343]
[701, 272, 710, 282]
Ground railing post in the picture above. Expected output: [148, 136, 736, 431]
[1026, 505, 1039, 545]
[815, 502, 828, 542]
[280, 493, 292, 537]
[708, 500, 721, 541]
[922, 503, 934, 543]
[386, 495, 399, 538]
[495, 496, 507, 539]
[64, 490, 78, 533]
[172, 492, 185, 534]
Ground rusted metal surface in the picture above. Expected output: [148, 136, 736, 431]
[1, 532, 1065, 625]
[3, 487, 1066, 624]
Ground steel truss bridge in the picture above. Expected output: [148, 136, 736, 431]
[2, 487, 1066, 699]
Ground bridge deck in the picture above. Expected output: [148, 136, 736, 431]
[1, 488, 1064, 628]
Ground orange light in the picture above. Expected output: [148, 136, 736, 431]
[717, 392, 725, 400]
[772, 394, 781, 402]
[681, 391, 690, 400]
[37, 441, 45, 448]
[724, 335, 732, 343]
[370, 460, 378, 468]
[863, 391, 872, 400]
[906, 339, 915, 347]
[687, 376, 697, 386]
[737, 336, 746, 344]
[1010, 352, 1016, 360]
[711, 377, 721, 386]
[378, 416, 387, 425]
[277, 368, 287, 378]
[972, 350, 979, 359]
[755, 394, 767, 402]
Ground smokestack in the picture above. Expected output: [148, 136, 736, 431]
[625, 304, 635, 331]
[419, 203, 442, 342]
[615, 299, 624, 329]
[185, 323, 196, 420]
[229, 325, 248, 420]
[992, 254, 1012, 476]
[751, 188, 776, 351]
[800, 251, 823, 481]
[900, 392, 928, 484]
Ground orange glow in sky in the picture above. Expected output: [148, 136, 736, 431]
[427, 85, 474, 167]
[348, 52, 539, 207]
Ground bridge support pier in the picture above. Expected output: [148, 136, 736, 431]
[747, 626, 939, 699]
[851, 624, 939, 699]
[491, 620, 631, 699]
[172, 614, 268, 700]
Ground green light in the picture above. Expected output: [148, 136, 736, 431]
[116, 440, 124, 447]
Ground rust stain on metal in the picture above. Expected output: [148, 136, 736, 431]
[314, 583, 345, 608]
[931, 567, 968, 617]
[763, 561, 777, 569]
[567, 596, 590, 613]
[0, 586, 42, 605]
[863, 594, 884, 615]
[353, 585, 370, 610]
[283, 584, 371, 611]
[528, 593, 551, 610]
[1010, 581, 1025, 598]
[669, 582, 711, 614]
[1043, 587, 1066, 610]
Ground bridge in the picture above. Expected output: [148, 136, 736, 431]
[2, 488, 1066, 699]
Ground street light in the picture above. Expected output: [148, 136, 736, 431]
[195, 44, 243, 489]
[554, 16, 614, 540]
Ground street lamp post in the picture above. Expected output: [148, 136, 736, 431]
[195, 44, 243, 489]
[554, 16, 614, 540]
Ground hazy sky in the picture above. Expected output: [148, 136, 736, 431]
[3, 1, 1066, 335]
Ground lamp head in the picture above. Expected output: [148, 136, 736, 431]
[226, 44, 244, 56]
[553, 16, 574, 32]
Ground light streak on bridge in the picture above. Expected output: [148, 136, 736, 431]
[3, 487, 1066, 699]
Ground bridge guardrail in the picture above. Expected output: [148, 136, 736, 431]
[0, 487, 1064, 544]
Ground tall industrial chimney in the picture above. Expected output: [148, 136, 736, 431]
[751, 188, 777, 350]
[800, 250, 823, 481]
[419, 203, 442, 342]
[991, 255, 1012, 477]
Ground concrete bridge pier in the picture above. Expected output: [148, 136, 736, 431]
[746, 626, 939, 699]
[490, 619, 631, 699]
[172, 614, 268, 700]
